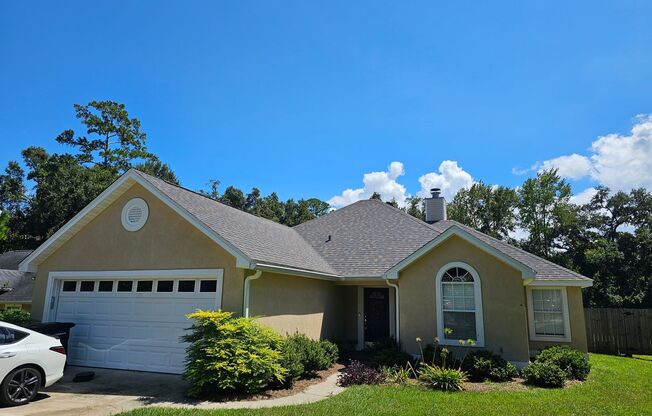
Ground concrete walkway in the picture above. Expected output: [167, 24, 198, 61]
[151, 372, 345, 410]
[3, 367, 345, 416]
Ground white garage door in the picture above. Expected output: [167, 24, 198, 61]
[52, 270, 223, 374]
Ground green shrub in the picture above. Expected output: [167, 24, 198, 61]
[523, 361, 566, 388]
[338, 360, 385, 386]
[320, 339, 339, 364]
[489, 362, 519, 382]
[418, 364, 467, 391]
[181, 311, 286, 397]
[279, 333, 338, 385]
[366, 339, 414, 369]
[536, 346, 591, 380]
[0, 309, 31, 326]
[381, 366, 411, 385]
[461, 350, 518, 382]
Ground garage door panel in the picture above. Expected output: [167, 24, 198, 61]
[55, 274, 222, 374]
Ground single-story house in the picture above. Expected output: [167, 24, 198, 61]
[19, 169, 592, 374]
[0, 250, 35, 311]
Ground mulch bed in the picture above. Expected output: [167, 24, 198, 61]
[203, 363, 344, 402]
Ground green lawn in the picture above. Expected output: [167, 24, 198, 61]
[120, 354, 652, 416]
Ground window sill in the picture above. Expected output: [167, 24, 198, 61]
[440, 339, 484, 348]
[529, 335, 571, 343]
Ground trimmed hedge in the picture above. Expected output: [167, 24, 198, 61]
[523, 361, 566, 388]
[536, 346, 591, 380]
[461, 350, 519, 382]
[279, 333, 338, 385]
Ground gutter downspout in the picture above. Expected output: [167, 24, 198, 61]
[243, 270, 262, 318]
[386, 279, 400, 344]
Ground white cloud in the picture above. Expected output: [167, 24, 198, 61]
[508, 227, 530, 241]
[589, 114, 652, 191]
[539, 154, 592, 180]
[328, 160, 474, 208]
[417, 160, 474, 200]
[518, 114, 652, 200]
[327, 161, 409, 208]
[569, 187, 598, 205]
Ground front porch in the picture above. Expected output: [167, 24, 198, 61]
[336, 282, 398, 350]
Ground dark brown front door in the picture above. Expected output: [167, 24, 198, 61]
[364, 288, 390, 342]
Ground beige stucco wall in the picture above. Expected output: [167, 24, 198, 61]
[31, 183, 245, 320]
[529, 287, 588, 353]
[398, 235, 532, 362]
[250, 272, 343, 341]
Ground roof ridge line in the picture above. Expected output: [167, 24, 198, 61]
[133, 169, 297, 231]
[375, 198, 446, 233]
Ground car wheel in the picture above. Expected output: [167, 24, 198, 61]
[0, 366, 42, 406]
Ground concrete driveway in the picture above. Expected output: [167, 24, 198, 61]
[2, 366, 188, 416]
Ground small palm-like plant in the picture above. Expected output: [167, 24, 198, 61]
[418, 364, 467, 392]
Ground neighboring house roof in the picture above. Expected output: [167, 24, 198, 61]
[19, 169, 591, 285]
[0, 269, 35, 303]
[0, 250, 34, 270]
[0, 250, 35, 303]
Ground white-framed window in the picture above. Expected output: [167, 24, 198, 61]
[526, 286, 571, 342]
[121, 198, 149, 232]
[436, 262, 484, 346]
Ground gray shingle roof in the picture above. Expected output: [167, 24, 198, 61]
[294, 199, 438, 277]
[135, 171, 338, 275]
[0, 270, 35, 303]
[429, 221, 591, 281]
[134, 171, 589, 282]
[0, 250, 33, 270]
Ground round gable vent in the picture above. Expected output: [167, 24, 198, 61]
[121, 198, 149, 232]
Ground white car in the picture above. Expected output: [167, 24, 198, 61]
[0, 321, 66, 406]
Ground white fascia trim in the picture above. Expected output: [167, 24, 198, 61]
[19, 169, 253, 272]
[42, 268, 224, 322]
[525, 286, 572, 343]
[252, 263, 341, 281]
[383, 226, 537, 280]
[526, 279, 593, 288]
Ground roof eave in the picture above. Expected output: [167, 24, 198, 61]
[525, 278, 593, 288]
[252, 262, 342, 281]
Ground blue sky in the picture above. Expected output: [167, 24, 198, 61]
[1, 1, 651, 207]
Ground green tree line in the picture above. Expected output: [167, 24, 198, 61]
[401, 171, 651, 309]
[0, 101, 329, 251]
[1, 101, 649, 309]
